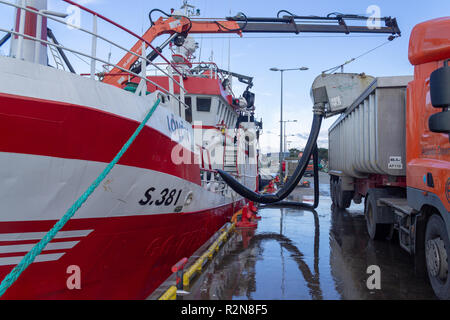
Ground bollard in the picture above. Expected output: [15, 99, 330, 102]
[171, 257, 188, 290]
[236, 206, 257, 228]
[266, 180, 276, 193]
[248, 201, 261, 220]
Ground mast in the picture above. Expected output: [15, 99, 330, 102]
[10, 0, 48, 65]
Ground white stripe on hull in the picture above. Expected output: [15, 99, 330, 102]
[0, 230, 93, 241]
[0, 241, 79, 254]
[0, 253, 65, 266]
[0, 152, 241, 222]
[0, 229, 92, 266]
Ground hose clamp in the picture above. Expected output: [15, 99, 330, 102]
[313, 103, 325, 115]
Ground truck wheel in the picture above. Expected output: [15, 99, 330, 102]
[425, 214, 450, 300]
[336, 178, 352, 209]
[330, 176, 337, 204]
[364, 193, 391, 240]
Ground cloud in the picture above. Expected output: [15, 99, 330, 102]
[296, 132, 309, 140]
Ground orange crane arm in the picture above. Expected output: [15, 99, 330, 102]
[103, 17, 241, 86]
[102, 12, 400, 87]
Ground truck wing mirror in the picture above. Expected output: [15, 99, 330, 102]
[429, 60, 450, 134]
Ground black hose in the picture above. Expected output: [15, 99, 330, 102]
[263, 143, 320, 209]
[148, 9, 172, 26]
[0, 31, 11, 48]
[217, 113, 323, 204]
[148, 8, 193, 33]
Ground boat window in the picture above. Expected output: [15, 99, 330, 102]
[217, 103, 223, 123]
[197, 97, 211, 112]
[220, 104, 226, 122]
[225, 109, 230, 127]
[185, 96, 192, 123]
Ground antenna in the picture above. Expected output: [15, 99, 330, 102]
[228, 9, 231, 72]
[180, 0, 200, 17]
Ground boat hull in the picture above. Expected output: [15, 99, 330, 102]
[0, 202, 245, 299]
[0, 59, 248, 298]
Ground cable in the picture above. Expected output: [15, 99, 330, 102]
[322, 35, 399, 74]
[149, 8, 172, 26]
[327, 12, 344, 18]
[70, 51, 102, 74]
[215, 12, 248, 32]
[353, 37, 397, 60]
[149, 8, 193, 35]
[276, 10, 296, 18]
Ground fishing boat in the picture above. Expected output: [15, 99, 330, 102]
[0, 0, 261, 299]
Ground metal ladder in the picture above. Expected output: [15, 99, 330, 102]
[48, 40, 65, 70]
[224, 143, 238, 175]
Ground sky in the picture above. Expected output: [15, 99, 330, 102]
[1, 0, 449, 153]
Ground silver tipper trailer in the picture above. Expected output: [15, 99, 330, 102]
[326, 75, 413, 210]
[328, 76, 413, 179]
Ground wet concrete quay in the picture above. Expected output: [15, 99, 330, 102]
[182, 172, 436, 300]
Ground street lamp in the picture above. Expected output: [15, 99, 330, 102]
[270, 67, 309, 177]
[284, 134, 296, 154]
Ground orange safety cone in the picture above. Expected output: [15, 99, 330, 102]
[236, 206, 257, 228]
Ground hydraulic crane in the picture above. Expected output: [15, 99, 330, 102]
[103, 11, 400, 87]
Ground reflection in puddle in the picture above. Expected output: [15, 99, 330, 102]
[329, 205, 435, 299]
[184, 194, 436, 300]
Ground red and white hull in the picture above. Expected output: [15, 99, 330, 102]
[0, 56, 249, 299]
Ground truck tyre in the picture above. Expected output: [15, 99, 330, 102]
[425, 214, 450, 300]
[364, 193, 391, 240]
[336, 178, 352, 209]
[330, 176, 337, 204]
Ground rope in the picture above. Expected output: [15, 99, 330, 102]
[0, 97, 161, 298]
[322, 36, 398, 74]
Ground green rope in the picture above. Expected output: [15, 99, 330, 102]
[0, 98, 161, 298]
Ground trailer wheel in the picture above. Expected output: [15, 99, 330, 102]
[336, 178, 352, 209]
[364, 193, 391, 240]
[330, 176, 337, 204]
[425, 214, 450, 300]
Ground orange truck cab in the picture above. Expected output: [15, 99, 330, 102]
[406, 17, 450, 299]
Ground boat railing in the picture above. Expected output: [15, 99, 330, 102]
[200, 168, 230, 195]
[200, 167, 248, 198]
[0, 0, 189, 109]
[151, 61, 224, 80]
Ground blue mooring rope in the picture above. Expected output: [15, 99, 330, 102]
[0, 98, 161, 298]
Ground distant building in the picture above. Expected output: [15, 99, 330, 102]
[263, 152, 290, 174]
[266, 152, 290, 160]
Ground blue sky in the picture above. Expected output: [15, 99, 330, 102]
[2, 0, 449, 153]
